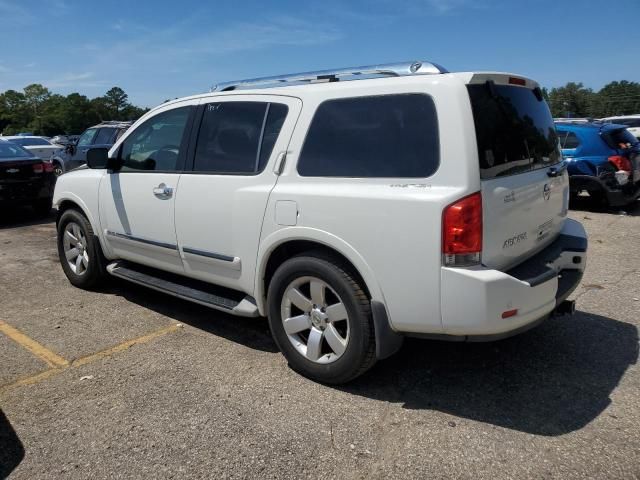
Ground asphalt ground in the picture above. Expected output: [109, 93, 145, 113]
[0, 199, 639, 479]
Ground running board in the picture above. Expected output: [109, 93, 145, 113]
[106, 261, 259, 317]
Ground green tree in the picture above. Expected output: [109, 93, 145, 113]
[23, 84, 51, 133]
[548, 82, 595, 118]
[103, 86, 130, 119]
[594, 81, 640, 117]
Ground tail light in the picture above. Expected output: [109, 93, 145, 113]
[442, 192, 482, 267]
[43, 161, 54, 173]
[32, 163, 44, 174]
[608, 155, 632, 172]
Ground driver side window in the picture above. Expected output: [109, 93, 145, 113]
[120, 106, 191, 172]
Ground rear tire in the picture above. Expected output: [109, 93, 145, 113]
[53, 162, 63, 177]
[267, 252, 376, 384]
[57, 209, 108, 289]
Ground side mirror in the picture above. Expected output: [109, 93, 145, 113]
[86, 147, 119, 170]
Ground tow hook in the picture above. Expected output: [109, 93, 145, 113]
[554, 299, 576, 316]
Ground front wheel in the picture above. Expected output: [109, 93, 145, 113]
[267, 253, 376, 384]
[57, 209, 107, 289]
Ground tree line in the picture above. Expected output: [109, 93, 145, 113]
[544, 80, 640, 119]
[0, 85, 148, 136]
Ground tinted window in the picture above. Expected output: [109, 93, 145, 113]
[120, 107, 190, 172]
[298, 94, 439, 178]
[468, 83, 561, 179]
[563, 132, 580, 149]
[0, 142, 32, 158]
[194, 102, 287, 174]
[77, 128, 98, 146]
[11, 137, 50, 147]
[94, 128, 116, 145]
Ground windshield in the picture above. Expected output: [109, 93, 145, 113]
[0, 142, 33, 159]
[467, 83, 561, 179]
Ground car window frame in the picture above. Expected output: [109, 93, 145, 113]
[185, 100, 289, 176]
[115, 105, 196, 174]
[563, 131, 581, 149]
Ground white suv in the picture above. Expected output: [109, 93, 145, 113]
[53, 61, 588, 383]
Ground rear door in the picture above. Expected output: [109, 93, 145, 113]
[174, 95, 301, 293]
[467, 77, 568, 270]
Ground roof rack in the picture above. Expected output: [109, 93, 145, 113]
[212, 60, 448, 92]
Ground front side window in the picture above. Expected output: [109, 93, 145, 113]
[94, 128, 116, 145]
[193, 101, 288, 174]
[298, 94, 439, 178]
[120, 107, 190, 172]
[77, 128, 98, 147]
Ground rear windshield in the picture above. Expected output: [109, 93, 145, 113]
[467, 83, 561, 179]
[0, 142, 32, 158]
[601, 127, 639, 149]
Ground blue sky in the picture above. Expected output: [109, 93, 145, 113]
[1, 0, 638, 108]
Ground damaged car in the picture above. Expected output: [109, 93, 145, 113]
[555, 121, 640, 207]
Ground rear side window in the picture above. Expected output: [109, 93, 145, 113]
[563, 132, 580, 149]
[94, 128, 116, 145]
[298, 94, 439, 178]
[468, 83, 561, 179]
[193, 102, 288, 174]
[77, 128, 98, 147]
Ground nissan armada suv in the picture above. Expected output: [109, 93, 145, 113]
[53, 61, 588, 384]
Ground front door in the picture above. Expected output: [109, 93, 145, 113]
[99, 104, 194, 274]
[174, 95, 301, 293]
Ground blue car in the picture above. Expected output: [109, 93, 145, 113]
[555, 122, 640, 207]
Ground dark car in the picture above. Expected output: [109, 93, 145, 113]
[555, 122, 640, 207]
[51, 121, 132, 176]
[0, 139, 55, 216]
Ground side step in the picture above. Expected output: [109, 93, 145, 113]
[106, 261, 259, 317]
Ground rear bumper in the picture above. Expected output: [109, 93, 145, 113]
[0, 178, 54, 205]
[570, 174, 640, 207]
[438, 218, 587, 338]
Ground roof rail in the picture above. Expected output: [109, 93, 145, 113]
[212, 60, 448, 92]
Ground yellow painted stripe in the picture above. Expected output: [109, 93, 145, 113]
[0, 323, 182, 395]
[0, 320, 69, 368]
[72, 323, 182, 367]
[0, 368, 64, 395]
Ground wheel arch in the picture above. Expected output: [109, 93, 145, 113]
[256, 228, 403, 360]
[55, 195, 109, 256]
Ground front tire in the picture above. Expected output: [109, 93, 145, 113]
[267, 252, 376, 384]
[57, 209, 107, 289]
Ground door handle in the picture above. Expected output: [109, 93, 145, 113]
[153, 183, 174, 199]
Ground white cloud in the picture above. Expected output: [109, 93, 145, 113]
[46, 72, 107, 88]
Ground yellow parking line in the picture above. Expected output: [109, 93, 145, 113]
[0, 323, 182, 395]
[0, 320, 69, 368]
[72, 323, 182, 367]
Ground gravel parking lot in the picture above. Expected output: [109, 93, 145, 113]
[1, 201, 639, 479]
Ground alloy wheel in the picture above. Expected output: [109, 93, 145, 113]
[280, 276, 350, 364]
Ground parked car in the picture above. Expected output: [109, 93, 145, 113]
[51, 121, 131, 176]
[0, 138, 55, 216]
[555, 121, 640, 206]
[599, 115, 640, 140]
[4, 136, 65, 164]
[53, 62, 587, 383]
